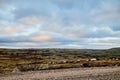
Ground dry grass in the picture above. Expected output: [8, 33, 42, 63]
[0, 58, 120, 73]
[0, 48, 120, 73]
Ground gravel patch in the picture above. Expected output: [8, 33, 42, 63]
[0, 67, 120, 80]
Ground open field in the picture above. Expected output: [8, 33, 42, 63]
[0, 67, 120, 80]
[0, 48, 120, 73]
[0, 48, 120, 80]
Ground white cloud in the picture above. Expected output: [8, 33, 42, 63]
[89, 37, 119, 42]
[32, 35, 52, 42]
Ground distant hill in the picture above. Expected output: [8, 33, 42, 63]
[0, 47, 120, 59]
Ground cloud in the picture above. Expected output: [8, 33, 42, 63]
[110, 26, 120, 31]
[0, 0, 120, 49]
[32, 35, 52, 42]
[0, 0, 8, 7]
[19, 16, 44, 25]
[86, 26, 120, 38]
[87, 37, 120, 44]
[1, 27, 16, 34]
[11, 0, 59, 19]
[91, 0, 120, 25]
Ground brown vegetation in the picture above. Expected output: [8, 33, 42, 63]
[0, 48, 120, 73]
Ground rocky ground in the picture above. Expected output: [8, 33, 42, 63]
[0, 67, 120, 80]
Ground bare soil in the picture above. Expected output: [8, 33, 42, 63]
[0, 67, 120, 80]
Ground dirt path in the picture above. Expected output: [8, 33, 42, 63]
[1, 67, 120, 80]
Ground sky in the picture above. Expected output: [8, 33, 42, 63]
[0, 0, 120, 49]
